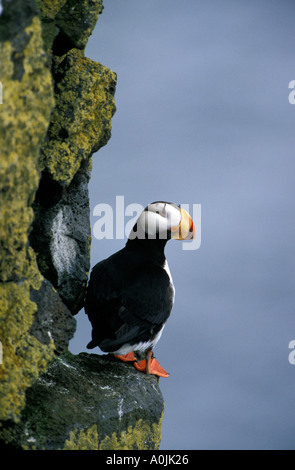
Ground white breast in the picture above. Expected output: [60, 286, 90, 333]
[163, 259, 175, 303]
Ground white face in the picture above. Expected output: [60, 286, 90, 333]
[135, 202, 181, 239]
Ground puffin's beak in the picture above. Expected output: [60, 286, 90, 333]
[171, 208, 195, 240]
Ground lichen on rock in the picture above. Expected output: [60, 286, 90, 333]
[0, 0, 116, 427]
[37, 0, 104, 54]
[0, 11, 55, 283]
[0, 0, 56, 423]
[30, 2, 116, 311]
[0, 274, 55, 422]
[40, 48, 116, 186]
[64, 415, 164, 451]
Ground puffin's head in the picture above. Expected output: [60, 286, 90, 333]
[128, 201, 195, 241]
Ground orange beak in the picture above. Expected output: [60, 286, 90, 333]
[171, 208, 196, 240]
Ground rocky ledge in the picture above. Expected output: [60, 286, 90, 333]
[1, 352, 164, 450]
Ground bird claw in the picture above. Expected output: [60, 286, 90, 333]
[134, 357, 170, 378]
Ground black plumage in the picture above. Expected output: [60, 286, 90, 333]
[85, 238, 174, 355]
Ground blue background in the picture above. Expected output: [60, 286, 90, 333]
[70, 0, 295, 449]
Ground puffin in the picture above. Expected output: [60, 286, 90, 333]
[84, 201, 195, 378]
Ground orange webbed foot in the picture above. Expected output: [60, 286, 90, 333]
[148, 358, 170, 378]
[133, 359, 148, 373]
[113, 351, 137, 362]
[133, 351, 169, 378]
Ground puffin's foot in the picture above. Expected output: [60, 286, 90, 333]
[113, 351, 137, 362]
[134, 350, 169, 378]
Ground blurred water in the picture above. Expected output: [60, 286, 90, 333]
[70, 0, 295, 449]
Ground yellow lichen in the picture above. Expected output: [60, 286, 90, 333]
[63, 412, 164, 451]
[0, 274, 55, 422]
[37, 0, 68, 19]
[37, 0, 103, 43]
[0, 14, 55, 422]
[0, 16, 55, 282]
[99, 416, 164, 451]
[64, 425, 99, 450]
[40, 48, 116, 185]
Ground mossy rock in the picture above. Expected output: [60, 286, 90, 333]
[0, 0, 56, 422]
[40, 48, 116, 186]
[0, 351, 165, 450]
[37, 0, 104, 54]
[0, 0, 55, 283]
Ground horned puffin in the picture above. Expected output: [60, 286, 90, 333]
[84, 201, 195, 378]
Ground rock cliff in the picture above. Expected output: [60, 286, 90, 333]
[0, 0, 164, 450]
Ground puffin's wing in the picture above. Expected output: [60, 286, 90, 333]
[84, 259, 124, 347]
[97, 265, 174, 352]
[85, 262, 173, 352]
[119, 265, 174, 327]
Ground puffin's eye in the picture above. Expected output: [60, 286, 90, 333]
[153, 204, 167, 217]
[156, 209, 166, 217]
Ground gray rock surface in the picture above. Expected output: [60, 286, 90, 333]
[30, 279, 76, 354]
[1, 351, 164, 450]
[30, 160, 91, 314]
